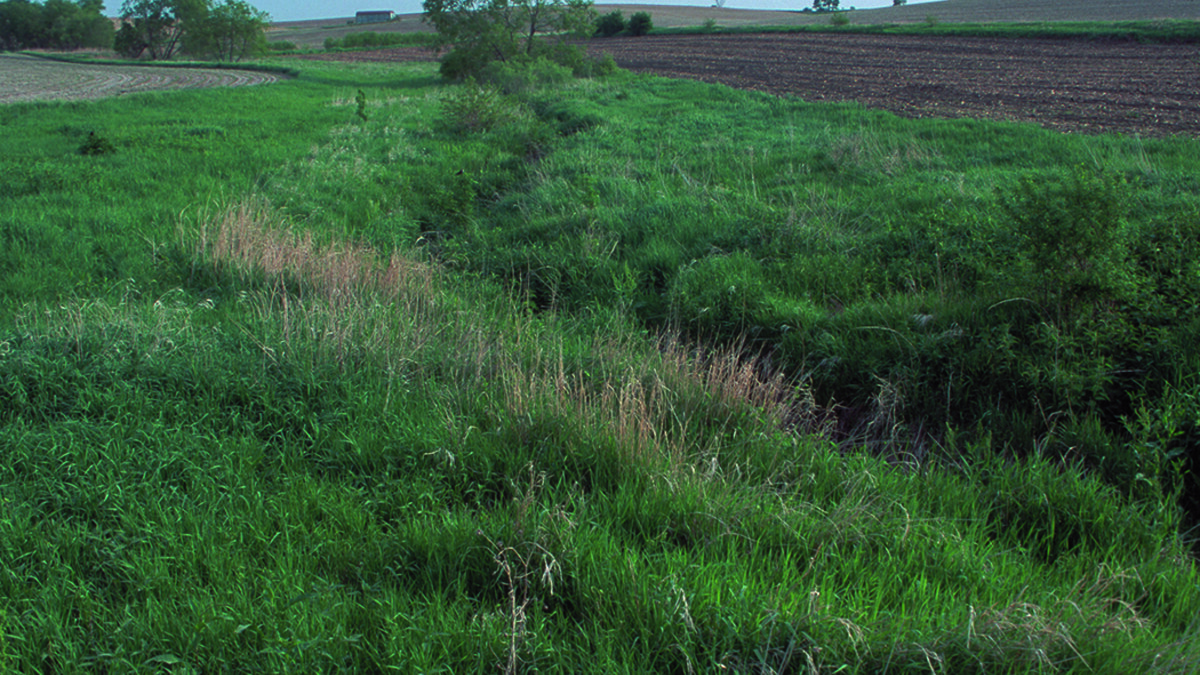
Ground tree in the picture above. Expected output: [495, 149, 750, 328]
[595, 9, 622, 37]
[893, 0, 907, 5]
[423, 0, 595, 79]
[0, 0, 52, 50]
[48, 0, 114, 49]
[117, 0, 266, 60]
[0, 0, 112, 51]
[813, 0, 838, 12]
[119, 0, 206, 59]
[192, 0, 268, 61]
[627, 11, 651, 36]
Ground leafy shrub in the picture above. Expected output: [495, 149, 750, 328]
[596, 10, 625, 37]
[440, 80, 525, 133]
[628, 12, 653, 37]
[830, 12, 850, 26]
[441, 41, 601, 82]
[268, 40, 296, 52]
[999, 166, 1132, 320]
[78, 131, 115, 156]
[479, 57, 573, 96]
[439, 45, 493, 81]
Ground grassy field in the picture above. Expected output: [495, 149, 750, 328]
[2, 53, 1199, 673]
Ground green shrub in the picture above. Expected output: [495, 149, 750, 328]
[78, 131, 115, 156]
[439, 45, 494, 81]
[439, 80, 525, 133]
[999, 166, 1132, 321]
[596, 10, 625, 37]
[479, 57, 573, 96]
[628, 12, 653, 37]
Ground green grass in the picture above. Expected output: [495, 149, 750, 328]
[1, 57, 1198, 672]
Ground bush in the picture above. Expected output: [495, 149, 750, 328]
[78, 131, 116, 156]
[596, 10, 625, 37]
[479, 58, 574, 96]
[441, 41, 603, 82]
[999, 166, 1132, 320]
[268, 40, 296, 52]
[439, 80, 527, 133]
[439, 45, 494, 81]
[628, 12, 653, 36]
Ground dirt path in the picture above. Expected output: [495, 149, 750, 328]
[0, 54, 283, 104]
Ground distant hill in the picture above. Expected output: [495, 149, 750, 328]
[268, 0, 1200, 49]
[593, 0, 1200, 28]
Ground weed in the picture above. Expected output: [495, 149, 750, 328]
[355, 88, 368, 122]
[78, 130, 115, 155]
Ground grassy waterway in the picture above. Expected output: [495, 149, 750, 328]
[1, 57, 1198, 672]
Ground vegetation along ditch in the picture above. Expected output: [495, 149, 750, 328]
[1, 1, 1199, 672]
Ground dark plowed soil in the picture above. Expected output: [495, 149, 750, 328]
[591, 33, 1200, 137]
[303, 33, 1200, 137]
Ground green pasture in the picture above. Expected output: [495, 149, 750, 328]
[1, 56, 1198, 672]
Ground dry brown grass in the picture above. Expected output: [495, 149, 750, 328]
[197, 200, 820, 473]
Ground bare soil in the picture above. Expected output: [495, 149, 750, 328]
[303, 33, 1200, 138]
[588, 33, 1200, 137]
[0, 54, 282, 104]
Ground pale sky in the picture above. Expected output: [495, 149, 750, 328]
[105, 0, 939, 24]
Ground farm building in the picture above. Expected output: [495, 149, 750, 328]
[355, 10, 395, 24]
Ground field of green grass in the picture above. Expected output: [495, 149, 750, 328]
[2, 54, 1199, 672]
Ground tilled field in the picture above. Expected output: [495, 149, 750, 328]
[0, 54, 282, 104]
[590, 33, 1200, 137]
[309, 33, 1200, 138]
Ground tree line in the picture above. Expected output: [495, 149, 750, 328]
[0, 0, 268, 61]
[0, 0, 112, 51]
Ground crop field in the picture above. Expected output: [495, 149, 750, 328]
[0, 54, 283, 104]
[588, 33, 1200, 138]
[310, 31, 1200, 138]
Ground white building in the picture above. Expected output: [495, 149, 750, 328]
[355, 10, 395, 24]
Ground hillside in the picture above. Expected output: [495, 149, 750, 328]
[268, 0, 1200, 48]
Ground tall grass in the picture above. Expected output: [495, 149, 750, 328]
[1, 58, 1198, 672]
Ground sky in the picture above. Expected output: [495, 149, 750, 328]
[106, 0, 939, 24]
